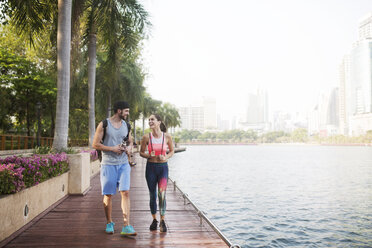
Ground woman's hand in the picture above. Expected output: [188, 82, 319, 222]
[158, 154, 166, 161]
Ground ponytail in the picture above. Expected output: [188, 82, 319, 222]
[160, 122, 167, 132]
[153, 113, 167, 132]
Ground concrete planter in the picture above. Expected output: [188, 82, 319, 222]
[67, 153, 90, 195]
[90, 159, 101, 177]
[0, 172, 69, 242]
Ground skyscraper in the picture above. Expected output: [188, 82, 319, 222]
[338, 55, 351, 135]
[338, 12, 372, 135]
[203, 97, 217, 129]
[246, 90, 268, 124]
[358, 12, 372, 40]
[241, 89, 269, 132]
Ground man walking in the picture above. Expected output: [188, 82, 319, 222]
[92, 101, 136, 236]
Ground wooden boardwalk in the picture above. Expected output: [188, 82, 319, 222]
[3, 155, 228, 248]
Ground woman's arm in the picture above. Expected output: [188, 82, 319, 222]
[139, 135, 151, 159]
[166, 133, 174, 160]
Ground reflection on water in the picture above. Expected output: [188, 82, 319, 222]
[169, 145, 372, 248]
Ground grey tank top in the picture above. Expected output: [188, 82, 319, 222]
[101, 118, 129, 165]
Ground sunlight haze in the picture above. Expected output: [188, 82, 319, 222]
[141, 0, 372, 120]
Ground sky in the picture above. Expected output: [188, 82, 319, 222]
[140, 0, 372, 120]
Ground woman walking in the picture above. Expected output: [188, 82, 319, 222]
[140, 114, 174, 232]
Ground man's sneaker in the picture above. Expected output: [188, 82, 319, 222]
[105, 222, 115, 234]
[149, 219, 158, 230]
[121, 225, 137, 236]
[159, 220, 167, 233]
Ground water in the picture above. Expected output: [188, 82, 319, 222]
[168, 145, 372, 248]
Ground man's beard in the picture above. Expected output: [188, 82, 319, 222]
[120, 114, 127, 120]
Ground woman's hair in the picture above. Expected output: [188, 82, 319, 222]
[153, 114, 167, 132]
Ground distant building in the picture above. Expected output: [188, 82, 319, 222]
[273, 111, 307, 133]
[217, 114, 230, 131]
[327, 88, 339, 126]
[349, 40, 372, 115]
[338, 55, 351, 135]
[203, 97, 217, 129]
[358, 12, 372, 40]
[240, 89, 269, 132]
[338, 12, 372, 136]
[350, 113, 372, 136]
[179, 107, 192, 130]
[178, 97, 217, 131]
[308, 90, 339, 137]
[191, 106, 204, 131]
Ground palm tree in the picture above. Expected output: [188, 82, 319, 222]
[83, 0, 149, 146]
[157, 103, 181, 133]
[5, 0, 72, 150]
[142, 95, 161, 135]
[53, 0, 72, 150]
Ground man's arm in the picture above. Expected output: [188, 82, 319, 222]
[92, 122, 123, 154]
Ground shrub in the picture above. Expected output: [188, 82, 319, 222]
[0, 164, 25, 194]
[0, 153, 69, 194]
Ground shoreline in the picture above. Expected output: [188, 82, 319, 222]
[179, 142, 372, 147]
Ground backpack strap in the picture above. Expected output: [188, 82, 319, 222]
[126, 121, 131, 138]
[101, 119, 108, 143]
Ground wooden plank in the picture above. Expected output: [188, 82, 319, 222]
[3, 155, 228, 248]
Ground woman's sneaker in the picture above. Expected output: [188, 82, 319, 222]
[121, 225, 137, 236]
[105, 222, 115, 234]
[159, 220, 167, 232]
[149, 219, 158, 230]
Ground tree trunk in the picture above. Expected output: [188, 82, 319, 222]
[53, 0, 72, 150]
[142, 116, 145, 136]
[88, 32, 97, 147]
[49, 100, 55, 137]
[26, 99, 30, 136]
[106, 93, 111, 118]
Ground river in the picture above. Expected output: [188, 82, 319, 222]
[168, 145, 372, 248]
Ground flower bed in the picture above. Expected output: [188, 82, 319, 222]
[0, 153, 69, 194]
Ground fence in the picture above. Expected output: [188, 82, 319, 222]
[0, 135, 88, 150]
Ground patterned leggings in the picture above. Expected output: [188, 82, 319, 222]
[145, 161, 168, 216]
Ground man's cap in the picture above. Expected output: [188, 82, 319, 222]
[113, 101, 130, 111]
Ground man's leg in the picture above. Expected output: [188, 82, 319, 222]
[100, 164, 117, 233]
[103, 195, 113, 223]
[120, 190, 130, 226]
[118, 163, 136, 235]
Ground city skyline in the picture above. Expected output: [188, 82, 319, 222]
[141, 0, 372, 120]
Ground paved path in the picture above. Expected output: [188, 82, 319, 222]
[4, 155, 228, 247]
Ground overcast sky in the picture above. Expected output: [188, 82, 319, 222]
[140, 0, 371, 120]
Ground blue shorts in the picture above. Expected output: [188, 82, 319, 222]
[100, 163, 131, 195]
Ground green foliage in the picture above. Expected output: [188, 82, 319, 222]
[53, 147, 78, 154]
[0, 24, 56, 135]
[291, 128, 308, 142]
[34, 146, 77, 155]
[0, 166, 20, 194]
[34, 146, 53, 154]
[157, 103, 181, 129]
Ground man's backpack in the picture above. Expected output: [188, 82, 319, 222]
[97, 119, 131, 162]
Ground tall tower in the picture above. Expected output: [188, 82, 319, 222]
[338, 55, 351, 135]
[358, 12, 372, 40]
[341, 12, 372, 136]
[203, 97, 217, 129]
[350, 13, 372, 115]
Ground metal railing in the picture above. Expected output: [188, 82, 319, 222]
[169, 178, 240, 248]
[0, 134, 88, 150]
